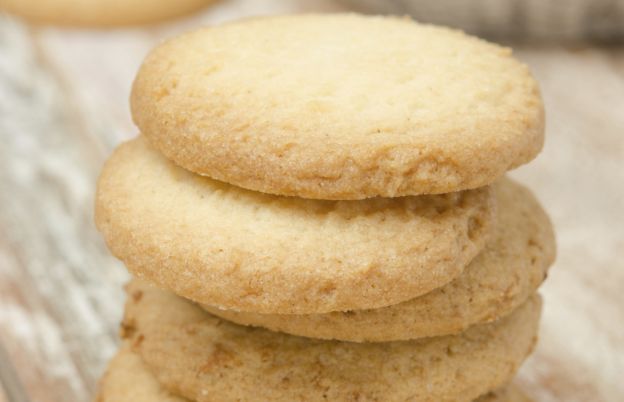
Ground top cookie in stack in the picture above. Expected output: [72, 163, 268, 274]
[95, 13, 553, 402]
[130, 14, 543, 201]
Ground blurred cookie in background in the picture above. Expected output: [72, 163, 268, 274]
[0, 0, 217, 27]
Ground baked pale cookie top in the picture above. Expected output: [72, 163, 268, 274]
[96, 345, 531, 402]
[203, 177, 556, 341]
[131, 14, 544, 200]
[0, 0, 213, 27]
[121, 280, 540, 402]
[95, 137, 495, 314]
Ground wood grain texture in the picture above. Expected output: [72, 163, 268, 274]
[0, 1, 622, 401]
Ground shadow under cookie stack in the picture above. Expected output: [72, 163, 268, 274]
[94, 14, 555, 402]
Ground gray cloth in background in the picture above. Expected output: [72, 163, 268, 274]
[341, 0, 624, 41]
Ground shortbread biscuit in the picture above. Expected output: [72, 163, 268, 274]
[131, 14, 544, 199]
[95, 344, 185, 402]
[0, 0, 213, 27]
[95, 137, 495, 314]
[202, 178, 555, 341]
[95, 345, 531, 402]
[121, 280, 541, 402]
[479, 385, 532, 402]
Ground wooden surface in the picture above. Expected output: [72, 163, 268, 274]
[0, 1, 623, 401]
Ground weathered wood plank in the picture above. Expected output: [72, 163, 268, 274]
[0, 17, 127, 402]
[0, 341, 30, 402]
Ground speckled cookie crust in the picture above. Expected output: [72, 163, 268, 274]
[131, 14, 544, 199]
[202, 178, 555, 341]
[478, 385, 533, 402]
[120, 280, 541, 402]
[95, 137, 495, 314]
[95, 345, 531, 402]
[95, 344, 185, 402]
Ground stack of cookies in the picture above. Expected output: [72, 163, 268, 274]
[94, 14, 555, 402]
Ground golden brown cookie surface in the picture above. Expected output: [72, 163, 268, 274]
[203, 178, 555, 341]
[95, 137, 495, 314]
[95, 344, 185, 402]
[479, 385, 533, 402]
[120, 280, 541, 402]
[96, 345, 531, 402]
[132, 14, 544, 199]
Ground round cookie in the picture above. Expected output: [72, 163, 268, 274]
[95, 137, 495, 314]
[131, 14, 544, 200]
[202, 178, 555, 341]
[479, 386, 533, 402]
[96, 345, 531, 402]
[96, 344, 185, 402]
[0, 0, 213, 27]
[121, 280, 541, 402]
